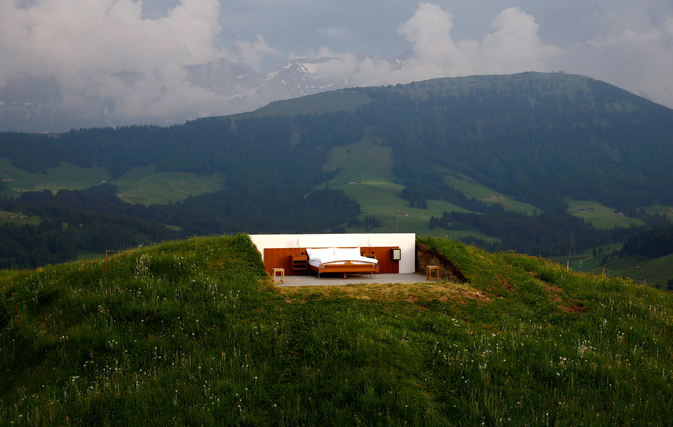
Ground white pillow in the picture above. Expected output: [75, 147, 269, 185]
[334, 247, 361, 259]
[306, 248, 334, 260]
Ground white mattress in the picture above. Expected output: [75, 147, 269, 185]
[306, 247, 378, 268]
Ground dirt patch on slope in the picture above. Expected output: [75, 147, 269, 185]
[539, 281, 587, 313]
[276, 281, 489, 305]
[416, 243, 469, 283]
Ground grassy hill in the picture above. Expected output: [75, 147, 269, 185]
[2, 235, 673, 425]
[549, 242, 673, 288]
[584, 253, 673, 287]
[565, 199, 645, 229]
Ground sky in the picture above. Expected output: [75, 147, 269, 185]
[1, 0, 672, 120]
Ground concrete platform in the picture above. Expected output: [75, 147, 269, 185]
[277, 272, 432, 287]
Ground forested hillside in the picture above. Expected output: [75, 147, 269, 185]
[1, 72, 673, 267]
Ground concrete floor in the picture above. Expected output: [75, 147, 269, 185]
[275, 272, 433, 287]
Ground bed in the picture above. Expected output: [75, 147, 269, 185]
[306, 247, 379, 278]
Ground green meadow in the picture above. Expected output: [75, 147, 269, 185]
[0, 158, 110, 196]
[2, 234, 673, 426]
[441, 172, 543, 215]
[643, 205, 673, 219]
[565, 198, 645, 229]
[583, 253, 673, 287]
[0, 159, 226, 205]
[0, 210, 41, 226]
[322, 138, 500, 242]
[114, 164, 226, 206]
[548, 241, 673, 287]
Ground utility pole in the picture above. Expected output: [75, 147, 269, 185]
[568, 232, 576, 257]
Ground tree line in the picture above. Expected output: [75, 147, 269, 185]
[0, 184, 360, 269]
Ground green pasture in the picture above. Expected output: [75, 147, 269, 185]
[0, 210, 40, 225]
[643, 204, 673, 219]
[323, 139, 496, 239]
[566, 198, 645, 229]
[0, 158, 110, 196]
[114, 164, 226, 206]
[441, 171, 543, 214]
[0, 159, 227, 206]
[587, 253, 673, 286]
[550, 241, 673, 286]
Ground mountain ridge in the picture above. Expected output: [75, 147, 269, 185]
[0, 55, 404, 133]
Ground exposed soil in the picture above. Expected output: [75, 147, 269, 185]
[539, 281, 587, 313]
[415, 243, 469, 283]
[276, 281, 490, 305]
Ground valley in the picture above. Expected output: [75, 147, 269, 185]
[565, 198, 645, 229]
[0, 71, 672, 284]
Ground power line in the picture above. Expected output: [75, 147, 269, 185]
[568, 232, 576, 257]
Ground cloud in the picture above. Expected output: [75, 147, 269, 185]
[305, 3, 559, 87]
[0, 0, 279, 121]
[318, 27, 354, 38]
[237, 34, 280, 70]
[399, 3, 558, 77]
[562, 9, 673, 107]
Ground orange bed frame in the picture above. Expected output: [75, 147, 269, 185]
[310, 259, 379, 279]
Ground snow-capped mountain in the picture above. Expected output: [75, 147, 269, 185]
[0, 56, 406, 133]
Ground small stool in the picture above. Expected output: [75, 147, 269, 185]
[426, 265, 439, 281]
[272, 268, 285, 285]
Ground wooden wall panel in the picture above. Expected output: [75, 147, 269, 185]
[361, 246, 400, 274]
[263, 248, 306, 275]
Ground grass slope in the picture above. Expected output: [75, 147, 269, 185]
[643, 204, 673, 219]
[2, 235, 673, 426]
[441, 172, 542, 215]
[586, 253, 673, 286]
[0, 159, 226, 205]
[114, 165, 226, 206]
[565, 198, 645, 229]
[248, 89, 374, 117]
[322, 138, 500, 242]
[0, 159, 110, 197]
[550, 244, 673, 286]
[0, 210, 40, 226]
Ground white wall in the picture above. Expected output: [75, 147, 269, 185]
[249, 233, 416, 274]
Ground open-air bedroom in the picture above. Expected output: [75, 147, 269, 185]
[249, 233, 467, 286]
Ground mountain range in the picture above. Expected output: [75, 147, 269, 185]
[0, 55, 403, 133]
